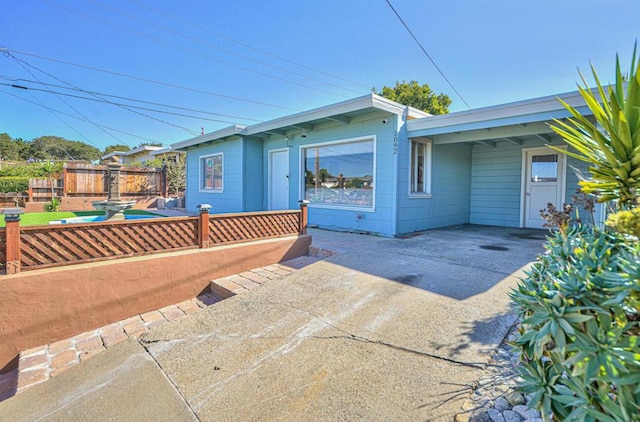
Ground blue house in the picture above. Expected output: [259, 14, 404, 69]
[172, 91, 600, 237]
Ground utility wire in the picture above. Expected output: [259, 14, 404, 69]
[40, 0, 351, 98]
[0, 75, 263, 122]
[384, 0, 471, 109]
[4, 48, 300, 112]
[0, 89, 160, 143]
[8, 52, 198, 137]
[1, 82, 252, 125]
[7, 57, 113, 151]
[128, 0, 371, 90]
[9, 53, 130, 146]
[86, 0, 363, 95]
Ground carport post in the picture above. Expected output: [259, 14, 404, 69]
[197, 204, 211, 248]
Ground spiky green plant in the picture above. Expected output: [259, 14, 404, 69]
[550, 44, 640, 209]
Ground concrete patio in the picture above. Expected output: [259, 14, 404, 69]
[0, 225, 547, 421]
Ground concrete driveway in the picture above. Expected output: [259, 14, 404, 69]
[0, 225, 546, 421]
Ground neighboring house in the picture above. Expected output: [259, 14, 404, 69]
[101, 145, 183, 165]
[172, 92, 600, 237]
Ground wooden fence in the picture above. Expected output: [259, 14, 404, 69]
[28, 162, 164, 202]
[0, 206, 307, 274]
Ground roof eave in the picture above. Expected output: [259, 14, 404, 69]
[407, 89, 597, 134]
[171, 125, 247, 150]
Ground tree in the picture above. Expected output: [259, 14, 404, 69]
[372, 80, 451, 115]
[30, 136, 101, 161]
[165, 158, 186, 195]
[103, 144, 131, 155]
[0, 133, 22, 161]
[40, 161, 63, 200]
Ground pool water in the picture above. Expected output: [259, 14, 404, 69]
[49, 214, 160, 224]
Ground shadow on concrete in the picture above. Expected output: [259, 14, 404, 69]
[317, 225, 545, 301]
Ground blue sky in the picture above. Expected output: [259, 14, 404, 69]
[1, 0, 638, 152]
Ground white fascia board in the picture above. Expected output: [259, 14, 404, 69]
[407, 89, 596, 134]
[126, 145, 164, 155]
[245, 94, 423, 136]
[150, 147, 184, 156]
[171, 125, 247, 150]
[100, 151, 126, 160]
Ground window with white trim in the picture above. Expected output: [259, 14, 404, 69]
[302, 138, 374, 208]
[200, 153, 223, 191]
[410, 139, 431, 195]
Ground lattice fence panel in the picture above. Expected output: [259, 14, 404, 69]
[0, 229, 6, 270]
[20, 217, 199, 270]
[208, 211, 300, 245]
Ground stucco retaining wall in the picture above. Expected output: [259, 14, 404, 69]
[0, 234, 311, 371]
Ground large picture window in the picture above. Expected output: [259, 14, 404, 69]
[410, 139, 431, 195]
[302, 138, 374, 208]
[200, 153, 223, 191]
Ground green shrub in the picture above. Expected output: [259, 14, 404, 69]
[0, 164, 46, 178]
[43, 197, 61, 212]
[0, 177, 29, 193]
[511, 225, 640, 421]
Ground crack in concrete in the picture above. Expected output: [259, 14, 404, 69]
[138, 340, 202, 422]
[261, 299, 487, 368]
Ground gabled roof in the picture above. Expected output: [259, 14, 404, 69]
[171, 94, 429, 150]
[100, 145, 166, 161]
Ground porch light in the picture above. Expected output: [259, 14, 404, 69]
[197, 203, 212, 213]
[1, 208, 24, 222]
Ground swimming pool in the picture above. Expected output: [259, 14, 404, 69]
[49, 214, 161, 224]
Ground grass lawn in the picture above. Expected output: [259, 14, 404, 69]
[0, 210, 163, 227]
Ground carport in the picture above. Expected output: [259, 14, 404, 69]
[407, 90, 605, 229]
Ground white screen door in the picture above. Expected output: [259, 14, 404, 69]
[269, 149, 289, 210]
[523, 147, 566, 228]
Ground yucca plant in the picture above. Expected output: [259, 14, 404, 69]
[550, 44, 640, 209]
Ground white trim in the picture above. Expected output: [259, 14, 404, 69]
[268, 148, 289, 210]
[520, 146, 567, 228]
[407, 89, 600, 133]
[298, 135, 377, 211]
[171, 94, 430, 151]
[198, 152, 224, 193]
[408, 138, 432, 197]
[248, 95, 428, 136]
[173, 125, 246, 150]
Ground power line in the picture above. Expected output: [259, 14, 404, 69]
[4, 48, 301, 111]
[0, 89, 160, 143]
[0, 75, 263, 122]
[128, 0, 371, 90]
[1, 89, 160, 143]
[40, 0, 352, 98]
[1, 82, 252, 125]
[8, 55, 117, 150]
[384, 0, 471, 109]
[86, 0, 363, 96]
[8, 52, 198, 138]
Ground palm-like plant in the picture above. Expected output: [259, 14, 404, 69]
[550, 44, 640, 210]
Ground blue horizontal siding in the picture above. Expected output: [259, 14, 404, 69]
[470, 139, 584, 228]
[396, 143, 472, 234]
[185, 140, 244, 213]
